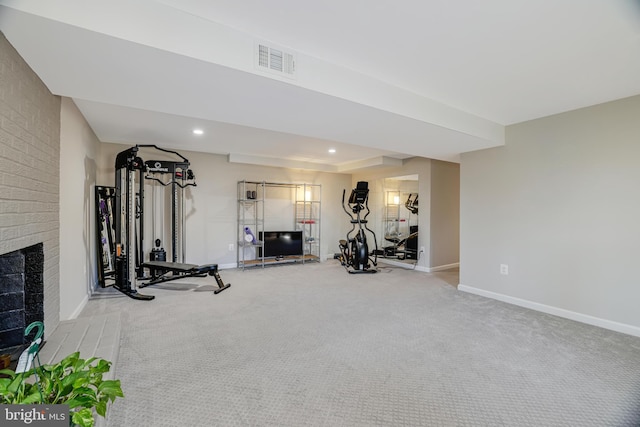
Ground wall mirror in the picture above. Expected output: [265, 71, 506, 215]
[376, 175, 419, 264]
[95, 185, 116, 287]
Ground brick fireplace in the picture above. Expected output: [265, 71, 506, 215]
[0, 243, 44, 356]
[0, 32, 61, 345]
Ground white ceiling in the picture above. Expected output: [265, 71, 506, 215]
[1, 0, 639, 171]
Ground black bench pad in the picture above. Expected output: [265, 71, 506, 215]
[142, 261, 218, 274]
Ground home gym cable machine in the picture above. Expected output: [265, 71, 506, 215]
[113, 145, 230, 300]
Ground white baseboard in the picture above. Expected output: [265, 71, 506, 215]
[68, 294, 89, 320]
[377, 259, 458, 273]
[458, 284, 640, 338]
[218, 262, 237, 270]
[429, 262, 459, 272]
[327, 253, 339, 261]
[377, 258, 418, 270]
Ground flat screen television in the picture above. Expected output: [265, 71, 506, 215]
[259, 231, 303, 258]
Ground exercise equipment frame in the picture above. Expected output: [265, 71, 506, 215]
[113, 145, 230, 300]
[338, 181, 378, 274]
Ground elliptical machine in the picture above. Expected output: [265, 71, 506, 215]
[338, 181, 378, 274]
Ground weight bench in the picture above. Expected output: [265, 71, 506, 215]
[140, 261, 231, 294]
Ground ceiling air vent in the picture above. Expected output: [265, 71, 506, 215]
[256, 42, 296, 79]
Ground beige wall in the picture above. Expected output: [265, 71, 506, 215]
[59, 98, 100, 319]
[0, 32, 60, 333]
[460, 95, 640, 335]
[430, 161, 460, 268]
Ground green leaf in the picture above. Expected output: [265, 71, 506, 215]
[73, 376, 92, 389]
[71, 386, 97, 397]
[62, 371, 89, 389]
[95, 399, 107, 417]
[21, 390, 44, 404]
[1, 382, 39, 404]
[74, 357, 99, 373]
[94, 359, 111, 373]
[67, 395, 97, 410]
[71, 408, 95, 427]
[36, 376, 53, 397]
[7, 374, 24, 394]
[61, 352, 80, 369]
[98, 380, 124, 399]
[0, 369, 16, 378]
[0, 377, 12, 391]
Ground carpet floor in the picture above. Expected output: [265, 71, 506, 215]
[81, 262, 640, 426]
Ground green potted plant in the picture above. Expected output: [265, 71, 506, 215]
[0, 351, 124, 427]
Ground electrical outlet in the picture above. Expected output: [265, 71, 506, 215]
[228, 243, 234, 252]
[500, 264, 509, 275]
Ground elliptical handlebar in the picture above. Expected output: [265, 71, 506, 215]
[405, 193, 418, 215]
[341, 189, 352, 217]
[362, 192, 371, 222]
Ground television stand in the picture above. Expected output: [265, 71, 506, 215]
[239, 254, 320, 267]
[237, 180, 321, 269]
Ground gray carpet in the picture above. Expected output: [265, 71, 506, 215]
[81, 262, 640, 426]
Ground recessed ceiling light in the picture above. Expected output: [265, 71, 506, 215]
[328, 148, 336, 154]
[192, 129, 204, 135]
